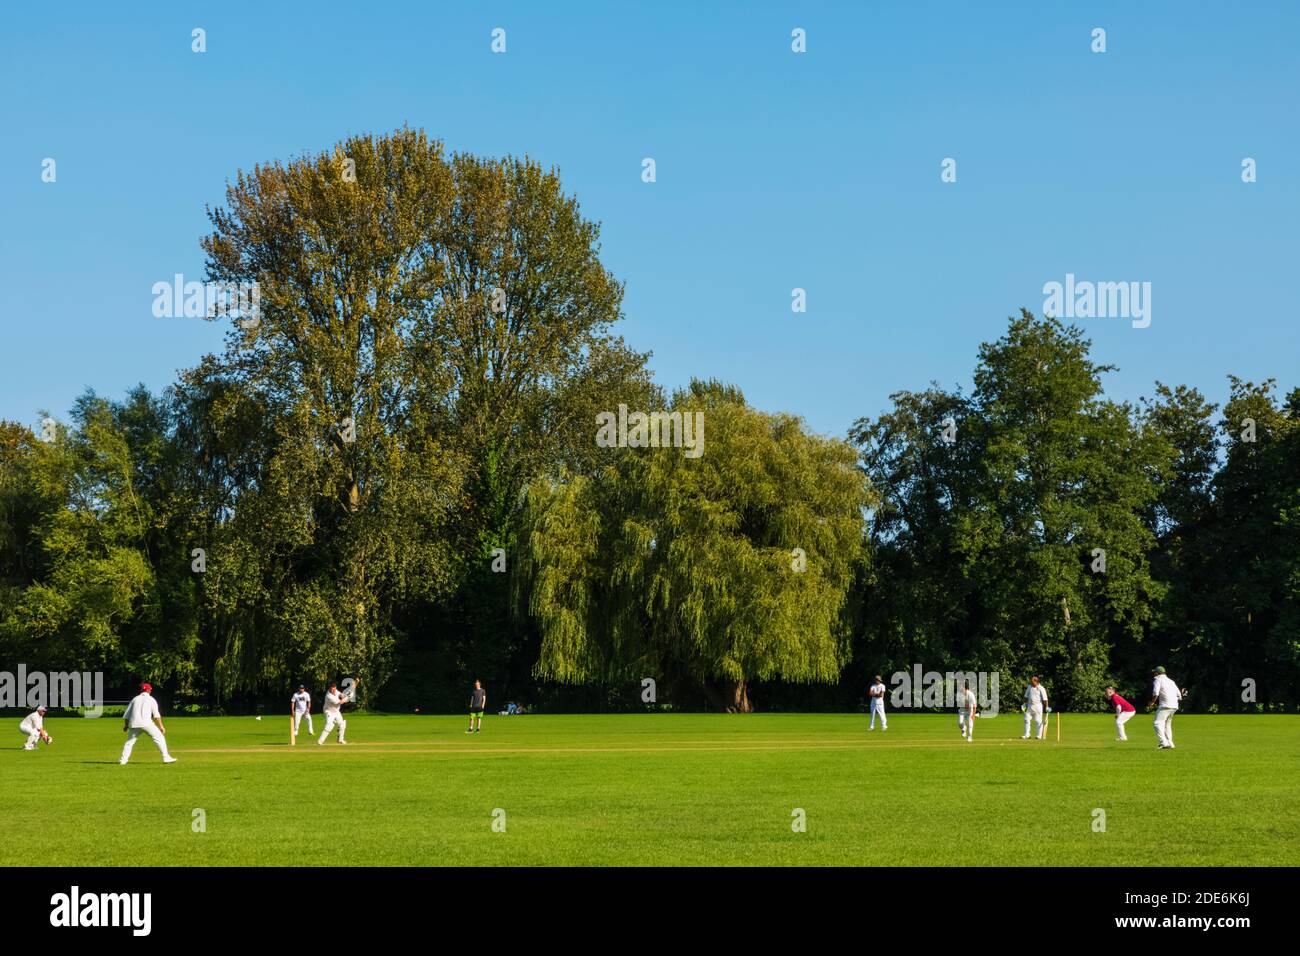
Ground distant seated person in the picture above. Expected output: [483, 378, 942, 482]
[506, 701, 518, 715]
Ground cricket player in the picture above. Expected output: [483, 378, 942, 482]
[956, 681, 977, 741]
[867, 675, 888, 731]
[317, 682, 348, 745]
[290, 684, 314, 741]
[1147, 666, 1185, 749]
[467, 680, 486, 734]
[1105, 686, 1136, 740]
[1022, 676, 1049, 739]
[120, 682, 177, 764]
[19, 705, 50, 750]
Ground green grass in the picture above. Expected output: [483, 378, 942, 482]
[3, 712, 1297, 865]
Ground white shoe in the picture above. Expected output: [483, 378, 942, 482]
[316, 739, 324, 746]
[338, 740, 347, 745]
[119, 758, 128, 765]
[163, 756, 178, 764]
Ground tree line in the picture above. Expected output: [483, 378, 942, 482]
[2, 129, 1296, 714]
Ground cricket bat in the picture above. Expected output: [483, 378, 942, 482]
[290, 715, 297, 745]
[1056, 710, 1061, 742]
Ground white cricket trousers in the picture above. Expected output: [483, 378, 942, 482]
[293, 710, 314, 734]
[1154, 707, 1177, 747]
[19, 725, 39, 748]
[1023, 707, 1044, 738]
[869, 700, 887, 730]
[958, 713, 974, 739]
[121, 724, 171, 762]
[1115, 709, 1134, 740]
[319, 712, 346, 743]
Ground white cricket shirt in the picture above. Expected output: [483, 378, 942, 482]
[124, 693, 161, 729]
[1152, 674, 1182, 709]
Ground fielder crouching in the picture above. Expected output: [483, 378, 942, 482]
[19, 705, 50, 750]
[1105, 686, 1136, 740]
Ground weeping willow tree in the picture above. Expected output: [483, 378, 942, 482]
[517, 381, 872, 711]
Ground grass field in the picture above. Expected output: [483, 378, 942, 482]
[2, 711, 1297, 866]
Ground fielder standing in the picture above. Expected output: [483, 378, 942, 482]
[1104, 686, 1136, 741]
[317, 682, 348, 745]
[956, 680, 977, 742]
[290, 684, 313, 742]
[467, 680, 486, 734]
[19, 705, 50, 750]
[1022, 676, 1049, 740]
[867, 675, 888, 731]
[1147, 666, 1185, 750]
[120, 682, 177, 764]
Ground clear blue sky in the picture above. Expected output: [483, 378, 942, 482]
[2, 1, 1296, 438]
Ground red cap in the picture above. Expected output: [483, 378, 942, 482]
[140, 682, 153, 692]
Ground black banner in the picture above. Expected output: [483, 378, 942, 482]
[1, 866, 1284, 941]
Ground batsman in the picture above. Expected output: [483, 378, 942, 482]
[317, 679, 356, 745]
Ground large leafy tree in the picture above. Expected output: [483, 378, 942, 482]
[0, 391, 200, 693]
[519, 381, 871, 711]
[1169, 379, 1300, 707]
[195, 128, 650, 703]
[854, 311, 1167, 709]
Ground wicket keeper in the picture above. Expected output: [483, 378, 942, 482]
[290, 684, 313, 742]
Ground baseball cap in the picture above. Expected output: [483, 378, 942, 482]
[140, 681, 153, 692]
[1152, 666, 1166, 675]
[298, 684, 305, 689]
[36, 705, 47, 713]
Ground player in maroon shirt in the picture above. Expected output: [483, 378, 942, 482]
[1105, 686, 1137, 741]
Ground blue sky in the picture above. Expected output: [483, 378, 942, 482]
[2, 1, 1296, 439]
